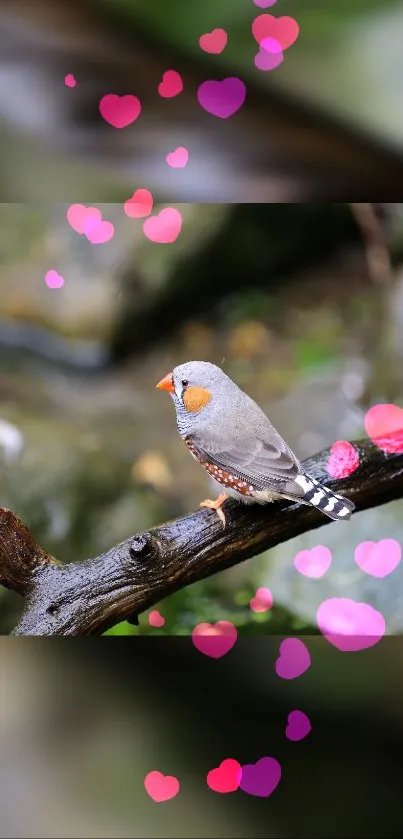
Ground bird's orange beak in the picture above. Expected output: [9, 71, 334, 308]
[156, 371, 175, 393]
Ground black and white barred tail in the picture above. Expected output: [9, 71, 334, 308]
[294, 474, 355, 521]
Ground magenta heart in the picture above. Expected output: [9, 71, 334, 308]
[316, 597, 386, 652]
[99, 94, 141, 128]
[240, 757, 281, 797]
[197, 77, 246, 119]
[355, 539, 401, 578]
[285, 710, 311, 742]
[192, 621, 237, 658]
[275, 638, 311, 679]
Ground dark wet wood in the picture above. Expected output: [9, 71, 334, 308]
[2, 438, 403, 635]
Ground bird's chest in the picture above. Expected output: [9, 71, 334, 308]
[182, 436, 254, 497]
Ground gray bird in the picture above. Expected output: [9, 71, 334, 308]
[157, 360, 355, 526]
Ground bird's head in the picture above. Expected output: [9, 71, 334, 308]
[156, 360, 229, 416]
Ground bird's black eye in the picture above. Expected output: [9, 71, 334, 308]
[181, 379, 189, 388]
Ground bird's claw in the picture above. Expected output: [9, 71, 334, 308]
[199, 493, 228, 528]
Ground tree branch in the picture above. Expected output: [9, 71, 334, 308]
[3, 438, 403, 636]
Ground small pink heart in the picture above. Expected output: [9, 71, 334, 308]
[249, 587, 273, 612]
[124, 189, 153, 218]
[66, 204, 101, 234]
[253, 0, 278, 6]
[99, 94, 141, 128]
[254, 47, 283, 72]
[252, 14, 299, 50]
[199, 28, 228, 55]
[365, 403, 403, 454]
[83, 216, 114, 244]
[327, 440, 360, 478]
[317, 597, 386, 651]
[285, 710, 311, 742]
[144, 770, 180, 802]
[293, 546, 332, 579]
[143, 208, 182, 244]
[166, 146, 188, 168]
[158, 70, 183, 98]
[275, 638, 311, 680]
[192, 621, 237, 658]
[64, 73, 76, 87]
[45, 269, 64, 289]
[355, 539, 402, 579]
[149, 609, 165, 628]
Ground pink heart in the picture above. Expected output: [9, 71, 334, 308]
[285, 710, 311, 742]
[254, 47, 283, 72]
[199, 28, 228, 55]
[45, 269, 64, 289]
[166, 146, 188, 168]
[64, 73, 76, 88]
[317, 597, 386, 651]
[275, 638, 311, 680]
[249, 587, 273, 612]
[66, 204, 101, 234]
[206, 759, 242, 794]
[99, 94, 141, 128]
[293, 546, 332, 579]
[124, 189, 153, 218]
[355, 539, 402, 579]
[197, 77, 246, 119]
[158, 70, 183, 98]
[252, 14, 299, 50]
[144, 771, 180, 802]
[143, 208, 182, 244]
[327, 440, 360, 478]
[365, 403, 403, 454]
[148, 609, 165, 628]
[253, 0, 278, 6]
[192, 621, 237, 658]
[83, 216, 114, 244]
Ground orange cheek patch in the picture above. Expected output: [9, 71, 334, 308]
[183, 386, 212, 413]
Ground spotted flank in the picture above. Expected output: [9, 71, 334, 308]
[295, 474, 355, 521]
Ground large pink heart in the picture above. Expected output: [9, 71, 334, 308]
[144, 771, 179, 802]
[192, 621, 237, 658]
[143, 208, 182, 244]
[99, 94, 141, 128]
[252, 14, 299, 50]
[317, 597, 386, 651]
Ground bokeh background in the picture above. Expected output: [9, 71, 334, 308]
[1, 202, 403, 636]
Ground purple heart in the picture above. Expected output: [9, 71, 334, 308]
[240, 756, 281, 798]
[197, 77, 247, 119]
[275, 638, 311, 680]
[285, 710, 312, 742]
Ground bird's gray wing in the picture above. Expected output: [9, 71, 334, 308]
[191, 426, 304, 494]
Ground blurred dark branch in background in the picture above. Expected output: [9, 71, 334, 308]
[350, 204, 393, 285]
[3, 0, 403, 200]
[3, 438, 403, 636]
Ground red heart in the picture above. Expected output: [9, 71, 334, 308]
[252, 14, 299, 50]
[365, 404, 403, 453]
[207, 759, 242, 794]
